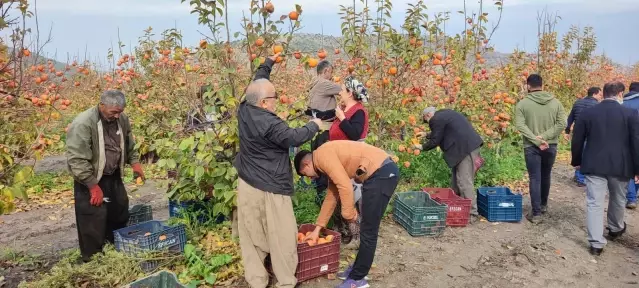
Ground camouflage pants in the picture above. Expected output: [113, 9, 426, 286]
[316, 189, 362, 243]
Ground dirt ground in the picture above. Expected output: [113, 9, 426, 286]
[2, 156, 639, 288]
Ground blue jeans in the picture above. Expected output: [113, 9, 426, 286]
[627, 180, 638, 204]
[575, 169, 585, 184]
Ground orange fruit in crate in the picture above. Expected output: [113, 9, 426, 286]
[144, 232, 151, 236]
[306, 239, 317, 246]
[297, 233, 305, 243]
[159, 235, 167, 241]
[318, 238, 329, 244]
[305, 231, 311, 237]
[325, 235, 334, 242]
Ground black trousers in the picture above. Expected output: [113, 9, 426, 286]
[311, 131, 330, 194]
[524, 145, 557, 216]
[74, 170, 129, 262]
[350, 161, 400, 280]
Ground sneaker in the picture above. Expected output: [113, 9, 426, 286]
[607, 222, 627, 240]
[527, 214, 542, 225]
[335, 278, 370, 288]
[337, 265, 370, 281]
[343, 237, 360, 250]
[589, 246, 603, 256]
[541, 205, 548, 214]
[626, 202, 637, 209]
[337, 265, 353, 280]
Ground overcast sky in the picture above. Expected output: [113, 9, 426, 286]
[16, 0, 639, 65]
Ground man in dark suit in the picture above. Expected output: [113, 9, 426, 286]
[414, 107, 483, 221]
[571, 81, 639, 256]
[564, 87, 602, 187]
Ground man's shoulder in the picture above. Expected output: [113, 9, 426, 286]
[72, 107, 98, 126]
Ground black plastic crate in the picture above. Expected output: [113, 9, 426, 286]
[128, 204, 153, 226]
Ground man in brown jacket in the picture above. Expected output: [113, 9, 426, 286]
[294, 140, 399, 288]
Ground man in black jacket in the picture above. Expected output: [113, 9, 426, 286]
[414, 107, 483, 220]
[564, 86, 602, 186]
[571, 81, 639, 256]
[234, 53, 321, 287]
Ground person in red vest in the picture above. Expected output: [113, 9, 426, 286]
[324, 76, 369, 250]
[329, 76, 369, 142]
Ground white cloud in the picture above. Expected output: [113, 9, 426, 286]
[34, 0, 638, 17]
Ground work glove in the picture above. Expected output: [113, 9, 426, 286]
[132, 163, 145, 181]
[89, 185, 104, 206]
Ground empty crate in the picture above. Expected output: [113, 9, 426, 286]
[423, 188, 471, 227]
[477, 187, 522, 222]
[393, 191, 447, 236]
[128, 204, 153, 226]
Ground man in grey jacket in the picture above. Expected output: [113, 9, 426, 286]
[66, 90, 144, 262]
[234, 53, 321, 288]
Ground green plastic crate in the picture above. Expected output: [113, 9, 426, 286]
[393, 191, 447, 236]
[124, 270, 185, 288]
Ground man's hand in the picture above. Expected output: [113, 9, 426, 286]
[310, 118, 322, 127]
[268, 52, 281, 62]
[335, 106, 346, 121]
[574, 166, 580, 170]
[416, 131, 430, 138]
[89, 185, 104, 206]
[539, 141, 549, 151]
[412, 144, 423, 151]
[563, 133, 571, 141]
[132, 163, 145, 181]
[635, 175, 639, 184]
[304, 226, 321, 244]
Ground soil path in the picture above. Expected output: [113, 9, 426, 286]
[2, 156, 639, 288]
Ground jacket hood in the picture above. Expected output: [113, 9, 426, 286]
[623, 91, 639, 101]
[526, 91, 555, 105]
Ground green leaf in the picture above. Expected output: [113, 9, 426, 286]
[157, 159, 167, 168]
[194, 166, 205, 182]
[167, 159, 177, 169]
[13, 166, 33, 185]
[205, 274, 217, 284]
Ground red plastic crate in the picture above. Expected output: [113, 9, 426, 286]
[422, 188, 471, 227]
[296, 224, 341, 282]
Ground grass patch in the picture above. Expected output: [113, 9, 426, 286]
[24, 172, 73, 195]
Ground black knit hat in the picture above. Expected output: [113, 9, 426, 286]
[294, 150, 312, 176]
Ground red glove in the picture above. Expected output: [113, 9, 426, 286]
[89, 185, 104, 206]
[132, 163, 145, 180]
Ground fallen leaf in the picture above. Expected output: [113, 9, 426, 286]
[555, 249, 561, 255]
[48, 215, 57, 221]
[590, 259, 597, 264]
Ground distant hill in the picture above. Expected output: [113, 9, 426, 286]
[231, 33, 512, 65]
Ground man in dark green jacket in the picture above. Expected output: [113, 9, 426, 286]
[66, 90, 144, 262]
[515, 74, 566, 224]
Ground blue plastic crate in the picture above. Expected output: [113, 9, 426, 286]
[114, 221, 187, 271]
[477, 187, 522, 222]
[168, 199, 225, 223]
